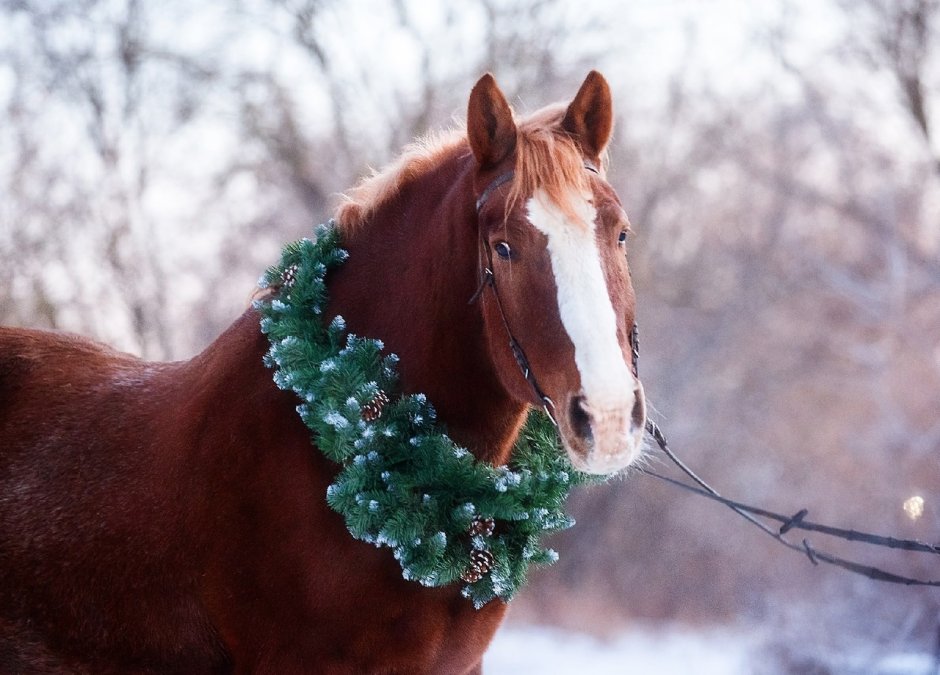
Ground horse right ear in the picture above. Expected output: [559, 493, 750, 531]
[467, 73, 517, 168]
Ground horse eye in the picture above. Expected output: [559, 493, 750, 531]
[494, 241, 512, 259]
[618, 230, 628, 246]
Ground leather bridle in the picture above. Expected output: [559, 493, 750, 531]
[469, 161, 640, 428]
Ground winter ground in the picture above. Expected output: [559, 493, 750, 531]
[484, 623, 936, 674]
[484, 624, 757, 675]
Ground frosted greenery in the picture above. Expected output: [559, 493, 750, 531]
[256, 222, 599, 608]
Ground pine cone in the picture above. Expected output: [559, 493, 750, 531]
[280, 263, 299, 289]
[461, 549, 495, 583]
[468, 517, 495, 538]
[361, 390, 390, 422]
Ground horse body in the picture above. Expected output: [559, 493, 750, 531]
[0, 71, 644, 673]
[0, 130, 513, 675]
[0, 313, 504, 673]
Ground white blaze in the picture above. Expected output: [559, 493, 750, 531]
[526, 189, 634, 416]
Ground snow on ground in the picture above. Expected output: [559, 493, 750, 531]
[484, 623, 758, 675]
[484, 623, 937, 674]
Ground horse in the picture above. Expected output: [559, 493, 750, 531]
[0, 71, 646, 674]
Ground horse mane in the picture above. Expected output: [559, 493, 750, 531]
[335, 104, 606, 230]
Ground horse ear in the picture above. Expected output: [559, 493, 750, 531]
[467, 73, 517, 168]
[562, 70, 613, 159]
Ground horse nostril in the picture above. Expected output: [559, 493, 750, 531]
[569, 395, 593, 442]
[631, 388, 646, 432]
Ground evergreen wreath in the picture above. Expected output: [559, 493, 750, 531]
[256, 222, 600, 608]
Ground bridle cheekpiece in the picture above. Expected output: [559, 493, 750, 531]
[469, 161, 607, 427]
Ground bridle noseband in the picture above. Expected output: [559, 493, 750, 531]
[469, 162, 640, 427]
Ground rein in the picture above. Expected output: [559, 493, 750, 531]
[633, 331, 940, 588]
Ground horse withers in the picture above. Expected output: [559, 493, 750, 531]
[0, 71, 645, 674]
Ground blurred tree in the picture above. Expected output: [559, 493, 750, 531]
[838, 0, 940, 173]
[531, 3, 940, 660]
[0, 0, 226, 357]
[0, 0, 604, 358]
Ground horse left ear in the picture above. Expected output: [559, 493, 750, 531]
[562, 70, 613, 159]
[468, 73, 517, 168]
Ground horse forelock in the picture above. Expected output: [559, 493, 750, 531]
[334, 104, 606, 231]
[509, 105, 605, 227]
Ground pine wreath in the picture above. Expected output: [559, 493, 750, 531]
[255, 222, 601, 608]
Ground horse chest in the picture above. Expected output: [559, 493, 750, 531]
[281, 589, 505, 674]
[208, 464, 507, 673]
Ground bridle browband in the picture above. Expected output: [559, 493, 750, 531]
[469, 161, 640, 427]
[474, 171, 516, 212]
[473, 159, 600, 214]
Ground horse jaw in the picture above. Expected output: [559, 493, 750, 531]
[526, 188, 647, 475]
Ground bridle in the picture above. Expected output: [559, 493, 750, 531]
[470, 163, 940, 592]
[469, 161, 641, 427]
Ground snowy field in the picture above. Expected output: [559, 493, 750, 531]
[484, 624, 936, 675]
[485, 624, 757, 675]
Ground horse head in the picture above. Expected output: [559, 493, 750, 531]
[467, 71, 647, 475]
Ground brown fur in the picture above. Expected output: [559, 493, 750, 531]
[0, 72, 636, 674]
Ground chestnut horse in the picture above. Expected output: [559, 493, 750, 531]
[0, 71, 645, 674]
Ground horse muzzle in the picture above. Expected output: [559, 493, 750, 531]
[560, 379, 647, 475]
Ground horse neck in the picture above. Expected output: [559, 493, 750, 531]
[327, 155, 527, 464]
